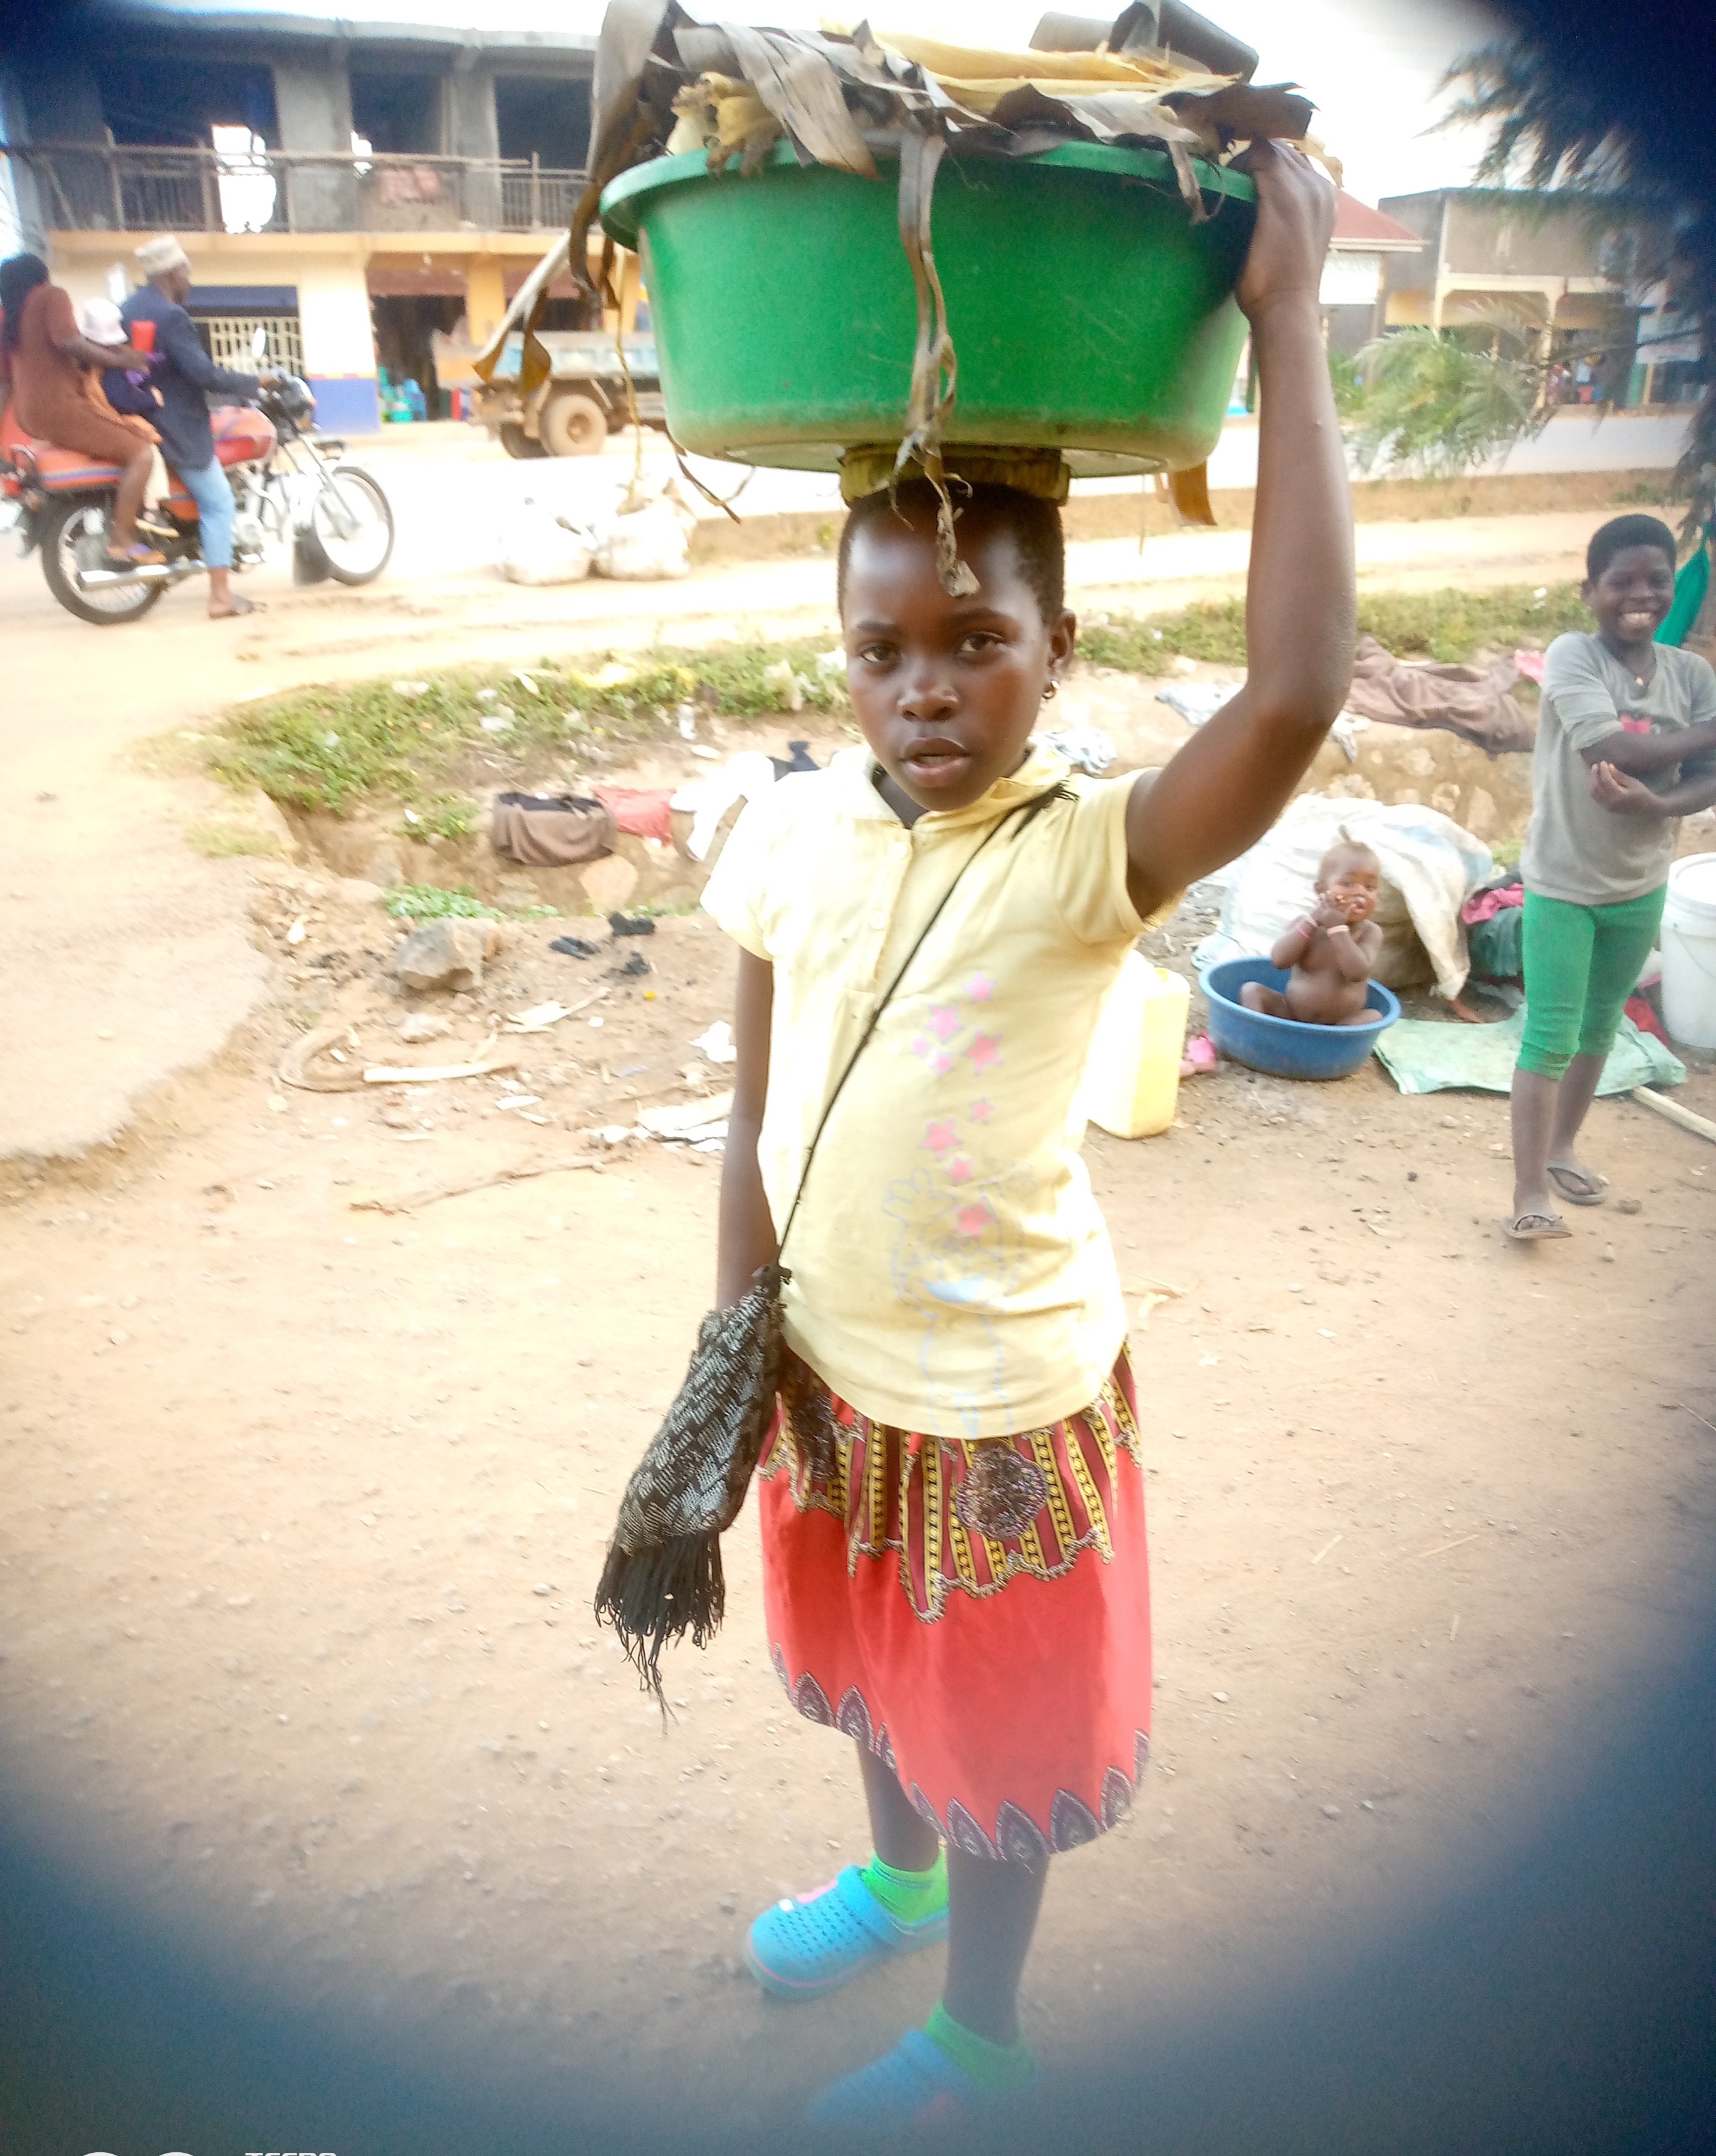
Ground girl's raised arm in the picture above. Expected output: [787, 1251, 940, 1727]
[715, 948, 779, 1307]
[1124, 141, 1356, 922]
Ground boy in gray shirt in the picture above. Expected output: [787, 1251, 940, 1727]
[1510, 514, 1716, 1240]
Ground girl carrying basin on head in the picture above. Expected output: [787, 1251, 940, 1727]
[697, 141, 1357, 2130]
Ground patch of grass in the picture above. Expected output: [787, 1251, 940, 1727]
[214, 587, 1586, 827]
[1078, 581, 1588, 673]
[383, 883, 499, 921]
[402, 793, 479, 842]
[212, 641, 846, 817]
[1354, 582, 1588, 661]
[183, 820, 290, 859]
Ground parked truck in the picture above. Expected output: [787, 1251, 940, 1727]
[464, 231, 667, 458]
[474, 327, 666, 458]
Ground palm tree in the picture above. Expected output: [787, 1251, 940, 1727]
[1443, 24, 1713, 531]
[1346, 325, 1549, 481]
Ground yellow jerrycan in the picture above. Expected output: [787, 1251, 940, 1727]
[1081, 953, 1191, 1139]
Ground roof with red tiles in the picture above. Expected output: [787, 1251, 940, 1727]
[1330, 192, 1425, 251]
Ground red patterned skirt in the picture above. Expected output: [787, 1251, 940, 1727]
[756, 1347, 1151, 1861]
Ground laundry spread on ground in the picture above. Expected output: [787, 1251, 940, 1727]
[1343, 633, 1536, 755]
[1374, 1007, 1684, 1097]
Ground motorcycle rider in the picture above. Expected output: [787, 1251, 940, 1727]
[120, 235, 280, 620]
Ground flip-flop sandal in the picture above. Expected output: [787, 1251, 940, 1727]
[102, 544, 164, 570]
[1547, 1164, 1608, 1206]
[745, 1864, 948, 2000]
[805, 2028, 1031, 2131]
[1505, 1211, 1572, 1242]
[209, 595, 260, 618]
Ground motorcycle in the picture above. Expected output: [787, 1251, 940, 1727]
[1, 348, 393, 625]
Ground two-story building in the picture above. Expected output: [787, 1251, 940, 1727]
[1, 0, 608, 432]
[1376, 187, 1698, 407]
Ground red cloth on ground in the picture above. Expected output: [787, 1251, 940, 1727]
[1625, 994, 1669, 1043]
[594, 786, 675, 842]
[756, 1347, 1151, 1860]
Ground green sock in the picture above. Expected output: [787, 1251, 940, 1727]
[924, 2001, 1035, 2094]
[857, 1848, 948, 1927]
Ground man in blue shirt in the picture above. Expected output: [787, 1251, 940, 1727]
[120, 235, 280, 619]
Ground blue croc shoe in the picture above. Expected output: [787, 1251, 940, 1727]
[745, 1866, 949, 2000]
[806, 2028, 1033, 2132]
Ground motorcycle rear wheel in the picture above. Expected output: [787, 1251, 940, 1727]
[39, 498, 165, 625]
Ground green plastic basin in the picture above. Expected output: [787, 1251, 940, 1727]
[599, 140, 1254, 476]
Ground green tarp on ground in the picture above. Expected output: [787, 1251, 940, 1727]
[1374, 1008, 1686, 1096]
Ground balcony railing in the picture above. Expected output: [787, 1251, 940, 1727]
[3, 143, 588, 236]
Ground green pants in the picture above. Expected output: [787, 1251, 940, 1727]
[1517, 885, 1666, 1079]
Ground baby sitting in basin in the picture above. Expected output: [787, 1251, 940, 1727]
[1240, 840, 1384, 1026]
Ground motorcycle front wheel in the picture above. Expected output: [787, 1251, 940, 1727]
[307, 466, 394, 585]
[39, 499, 165, 625]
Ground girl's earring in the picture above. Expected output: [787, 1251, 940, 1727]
[1041, 681, 1059, 703]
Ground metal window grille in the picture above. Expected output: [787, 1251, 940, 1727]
[201, 315, 305, 375]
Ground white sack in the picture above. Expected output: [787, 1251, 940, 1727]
[676, 749, 778, 862]
[1193, 793, 1494, 1001]
[595, 498, 692, 580]
[500, 504, 595, 585]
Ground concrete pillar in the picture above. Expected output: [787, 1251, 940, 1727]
[272, 49, 357, 231]
[447, 57, 500, 227]
[464, 256, 507, 345]
[11, 56, 109, 230]
[298, 254, 380, 433]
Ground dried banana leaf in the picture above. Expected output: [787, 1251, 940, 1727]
[1168, 81, 1315, 147]
[879, 31, 1195, 86]
[721, 23, 878, 177]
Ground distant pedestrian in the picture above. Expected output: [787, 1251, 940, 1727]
[1507, 514, 1716, 1239]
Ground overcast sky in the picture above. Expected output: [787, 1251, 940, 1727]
[125, 1, 1505, 206]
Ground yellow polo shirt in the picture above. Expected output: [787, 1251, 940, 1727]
[703, 743, 1167, 1440]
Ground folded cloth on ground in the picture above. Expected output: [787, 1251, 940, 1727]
[1040, 718, 1117, 774]
[491, 791, 615, 867]
[1157, 682, 1233, 727]
[596, 785, 677, 843]
[1344, 634, 1534, 755]
[1466, 904, 1524, 981]
[1374, 1007, 1684, 1097]
[1462, 882, 1525, 926]
[1195, 793, 1494, 1002]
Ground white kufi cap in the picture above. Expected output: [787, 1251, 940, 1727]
[135, 234, 191, 276]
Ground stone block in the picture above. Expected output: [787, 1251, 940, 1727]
[390, 918, 489, 993]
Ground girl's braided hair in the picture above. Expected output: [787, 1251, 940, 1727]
[837, 479, 1067, 624]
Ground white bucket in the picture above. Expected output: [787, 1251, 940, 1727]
[1661, 852, 1716, 1050]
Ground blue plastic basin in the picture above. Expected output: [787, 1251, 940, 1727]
[1201, 958, 1400, 1081]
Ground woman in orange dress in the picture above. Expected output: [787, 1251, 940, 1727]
[0, 253, 161, 568]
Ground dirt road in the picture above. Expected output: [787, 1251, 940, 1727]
[3, 889, 1713, 2134]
